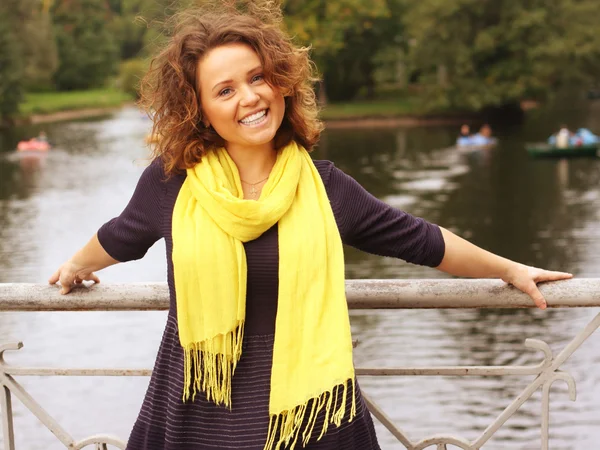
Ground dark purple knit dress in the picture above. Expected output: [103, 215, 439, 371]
[97, 159, 445, 450]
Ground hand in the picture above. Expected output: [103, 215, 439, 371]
[48, 260, 100, 295]
[502, 264, 573, 309]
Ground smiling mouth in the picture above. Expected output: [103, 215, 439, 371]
[240, 109, 268, 126]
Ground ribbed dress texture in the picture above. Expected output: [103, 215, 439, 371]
[97, 159, 446, 450]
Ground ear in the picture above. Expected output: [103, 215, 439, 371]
[199, 111, 210, 128]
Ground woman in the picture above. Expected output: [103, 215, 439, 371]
[49, 2, 571, 449]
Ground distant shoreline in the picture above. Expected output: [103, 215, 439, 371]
[21, 104, 135, 125]
[15, 105, 470, 129]
[324, 115, 470, 129]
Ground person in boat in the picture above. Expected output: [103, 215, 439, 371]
[553, 125, 572, 148]
[35, 131, 48, 143]
[575, 128, 600, 145]
[468, 123, 495, 146]
[456, 124, 472, 146]
[49, 2, 572, 449]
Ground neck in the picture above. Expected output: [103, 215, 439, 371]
[226, 141, 277, 183]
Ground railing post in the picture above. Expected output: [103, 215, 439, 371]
[0, 382, 16, 450]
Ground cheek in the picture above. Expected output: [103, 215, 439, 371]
[204, 102, 236, 128]
[270, 90, 285, 115]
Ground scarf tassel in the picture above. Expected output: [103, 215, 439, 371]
[264, 378, 357, 450]
[182, 322, 245, 406]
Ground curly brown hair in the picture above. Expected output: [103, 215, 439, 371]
[139, 1, 323, 176]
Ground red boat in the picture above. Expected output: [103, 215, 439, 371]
[17, 139, 51, 152]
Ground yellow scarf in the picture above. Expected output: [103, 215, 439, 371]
[172, 141, 356, 449]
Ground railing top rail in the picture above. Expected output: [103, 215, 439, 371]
[1, 279, 599, 311]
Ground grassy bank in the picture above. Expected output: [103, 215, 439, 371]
[16, 89, 453, 125]
[19, 89, 133, 117]
[319, 97, 428, 120]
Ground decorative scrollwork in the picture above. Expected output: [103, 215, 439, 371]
[412, 435, 474, 449]
[0, 342, 127, 450]
[540, 371, 577, 450]
[73, 435, 126, 449]
[360, 315, 600, 450]
[0, 342, 22, 368]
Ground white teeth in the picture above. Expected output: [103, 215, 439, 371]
[240, 110, 266, 124]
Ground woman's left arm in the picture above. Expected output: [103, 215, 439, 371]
[437, 227, 573, 309]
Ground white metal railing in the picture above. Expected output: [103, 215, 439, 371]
[1, 279, 599, 450]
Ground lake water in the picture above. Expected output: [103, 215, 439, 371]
[1, 101, 600, 449]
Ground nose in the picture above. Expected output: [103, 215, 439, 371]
[239, 85, 260, 107]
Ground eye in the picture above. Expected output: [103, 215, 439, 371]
[218, 87, 232, 97]
[251, 74, 264, 83]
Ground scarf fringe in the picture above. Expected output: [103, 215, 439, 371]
[182, 322, 245, 406]
[263, 378, 357, 450]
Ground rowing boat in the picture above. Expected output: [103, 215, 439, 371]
[525, 143, 599, 158]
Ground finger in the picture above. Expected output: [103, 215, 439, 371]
[60, 284, 72, 295]
[536, 271, 573, 282]
[59, 274, 74, 295]
[88, 273, 100, 284]
[48, 270, 60, 285]
[527, 284, 547, 309]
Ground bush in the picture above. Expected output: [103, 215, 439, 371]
[118, 58, 149, 98]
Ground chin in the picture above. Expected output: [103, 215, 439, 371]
[244, 131, 278, 147]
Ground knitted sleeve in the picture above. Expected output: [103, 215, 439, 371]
[317, 161, 445, 267]
[97, 159, 165, 262]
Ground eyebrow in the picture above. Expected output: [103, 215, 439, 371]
[211, 66, 263, 92]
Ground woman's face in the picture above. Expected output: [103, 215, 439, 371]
[197, 43, 285, 151]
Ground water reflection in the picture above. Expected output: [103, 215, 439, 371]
[1, 103, 600, 448]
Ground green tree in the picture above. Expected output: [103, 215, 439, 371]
[52, 0, 120, 90]
[318, 0, 408, 101]
[0, 7, 24, 121]
[282, 0, 395, 102]
[404, 0, 600, 111]
[139, 0, 183, 56]
[110, 0, 162, 59]
[118, 57, 149, 97]
[21, 8, 59, 90]
[0, 0, 58, 93]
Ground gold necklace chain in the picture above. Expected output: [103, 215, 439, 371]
[241, 176, 269, 199]
[240, 176, 269, 186]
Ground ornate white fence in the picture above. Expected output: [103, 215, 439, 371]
[1, 279, 599, 449]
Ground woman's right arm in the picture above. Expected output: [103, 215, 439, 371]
[48, 159, 168, 294]
[48, 234, 119, 294]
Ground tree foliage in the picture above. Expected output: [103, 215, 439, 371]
[0, 14, 23, 120]
[20, 8, 59, 91]
[0, 0, 57, 121]
[52, 0, 120, 90]
[283, 0, 402, 101]
[5, 0, 600, 113]
[403, 0, 600, 111]
[110, 0, 179, 59]
[118, 57, 149, 97]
